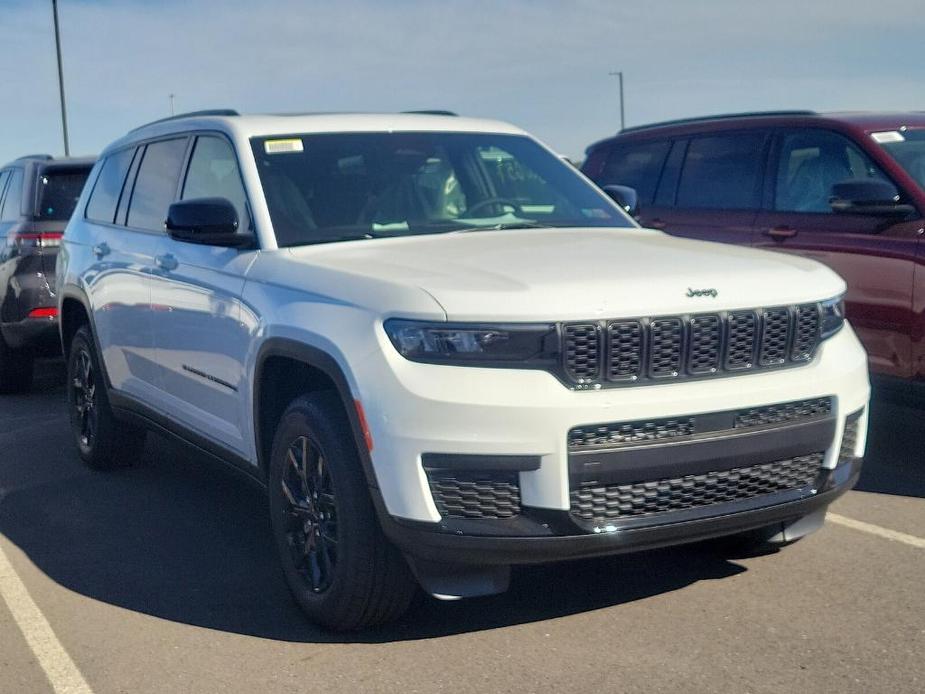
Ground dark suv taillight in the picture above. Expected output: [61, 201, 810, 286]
[8, 231, 63, 249]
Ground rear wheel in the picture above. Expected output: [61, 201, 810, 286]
[268, 392, 417, 630]
[67, 326, 146, 469]
[0, 332, 34, 394]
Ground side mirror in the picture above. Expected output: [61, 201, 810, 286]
[829, 179, 917, 218]
[602, 184, 639, 217]
[165, 198, 254, 248]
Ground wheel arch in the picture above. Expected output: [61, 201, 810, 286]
[253, 338, 378, 491]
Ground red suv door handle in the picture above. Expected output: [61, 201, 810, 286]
[765, 226, 798, 240]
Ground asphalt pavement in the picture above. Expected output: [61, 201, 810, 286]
[0, 361, 922, 693]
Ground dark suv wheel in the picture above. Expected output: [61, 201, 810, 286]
[268, 392, 417, 630]
[67, 325, 146, 469]
[0, 333, 34, 394]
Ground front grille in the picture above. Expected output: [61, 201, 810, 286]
[563, 304, 821, 389]
[568, 396, 833, 450]
[570, 453, 824, 523]
[427, 471, 521, 519]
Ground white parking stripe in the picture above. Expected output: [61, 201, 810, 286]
[0, 541, 94, 694]
[829, 513, 925, 549]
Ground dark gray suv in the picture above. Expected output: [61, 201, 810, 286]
[0, 155, 94, 392]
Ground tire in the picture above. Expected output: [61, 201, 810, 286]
[0, 332, 34, 394]
[268, 392, 417, 631]
[66, 325, 146, 470]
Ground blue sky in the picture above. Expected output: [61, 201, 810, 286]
[1, 0, 924, 164]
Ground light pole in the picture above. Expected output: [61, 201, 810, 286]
[608, 70, 625, 131]
[52, 0, 70, 155]
[169, 93, 176, 116]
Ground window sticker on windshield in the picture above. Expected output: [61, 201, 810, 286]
[582, 208, 611, 219]
[871, 131, 905, 144]
[264, 138, 304, 154]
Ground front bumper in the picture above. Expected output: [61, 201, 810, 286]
[379, 456, 862, 566]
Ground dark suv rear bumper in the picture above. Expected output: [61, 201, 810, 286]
[1, 317, 59, 352]
[381, 457, 861, 566]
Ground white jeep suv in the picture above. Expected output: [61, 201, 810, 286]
[57, 110, 870, 630]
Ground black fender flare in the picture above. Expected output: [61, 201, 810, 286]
[253, 337, 381, 493]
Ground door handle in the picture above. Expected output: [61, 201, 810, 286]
[155, 254, 178, 271]
[765, 226, 798, 241]
[92, 242, 110, 258]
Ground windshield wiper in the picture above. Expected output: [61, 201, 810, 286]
[452, 221, 549, 234]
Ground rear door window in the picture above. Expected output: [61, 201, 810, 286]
[0, 169, 23, 222]
[599, 140, 671, 205]
[675, 132, 766, 210]
[86, 148, 137, 224]
[35, 167, 93, 220]
[0, 171, 9, 212]
[126, 138, 189, 231]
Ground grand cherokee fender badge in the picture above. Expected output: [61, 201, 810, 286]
[687, 287, 718, 298]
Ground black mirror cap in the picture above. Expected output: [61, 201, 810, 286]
[165, 197, 254, 247]
[601, 184, 639, 217]
[829, 179, 917, 218]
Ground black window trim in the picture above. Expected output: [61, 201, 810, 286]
[0, 167, 25, 222]
[0, 169, 10, 218]
[671, 128, 773, 213]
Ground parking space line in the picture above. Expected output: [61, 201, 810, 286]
[0, 541, 94, 694]
[829, 513, 925, 549]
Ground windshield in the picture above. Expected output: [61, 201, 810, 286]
[35, 167, 92, 221]
[873, 129, 925, 190]
[250, 132, 632, 247]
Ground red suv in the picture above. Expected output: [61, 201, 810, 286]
[582, 111, 925, 396]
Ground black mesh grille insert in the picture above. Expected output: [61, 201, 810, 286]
[570, 453, 824, 523]
[568, 397, 833, 450]
[792, 304, 821, 361]
[427, 471, 521, 519]
[687, 314, 722, 374]
[606, 320, 643, 381]
[648, 318, 683, 378]
[725, 311, 757, 370]
[564, 324, 600, 382]
[759, 307, 792, 366]
[839, 412, 862, 463]
[569, 418, 695, 448]
[734, 397, 832, 429]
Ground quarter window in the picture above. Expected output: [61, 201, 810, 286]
[600, 140, 671, 205]
[0, 169, 23, 222]
[86, 148, 137, 224]
[676, 133, 765, 210]
[775, 130, 889, 213]
[181, 136, 249, 228]
[127, 138, 188, 231]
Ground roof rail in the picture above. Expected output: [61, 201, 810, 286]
[619, 110, 817, 134]
[129, 109, 240, 133]
[402, 110, 458, 116]
[14, 154, 54, 161]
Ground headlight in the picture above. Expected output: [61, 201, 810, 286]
[820, 295, 846, 339]
[384, 319, 557, 366]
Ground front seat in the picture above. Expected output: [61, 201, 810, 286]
[263, 172, 318, 246]
[782, 146, 853, 213]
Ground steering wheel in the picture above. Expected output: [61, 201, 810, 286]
[465, 197, 524, 218]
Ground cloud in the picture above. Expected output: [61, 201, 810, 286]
[1, 0, 923, 163]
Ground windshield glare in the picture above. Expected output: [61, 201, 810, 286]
[874, 129, 925, 190]
[251, 132, 631, 247]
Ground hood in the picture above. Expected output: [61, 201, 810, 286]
[286, 227, 846, 321]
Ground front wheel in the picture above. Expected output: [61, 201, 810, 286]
[268, 392, 417, 630]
